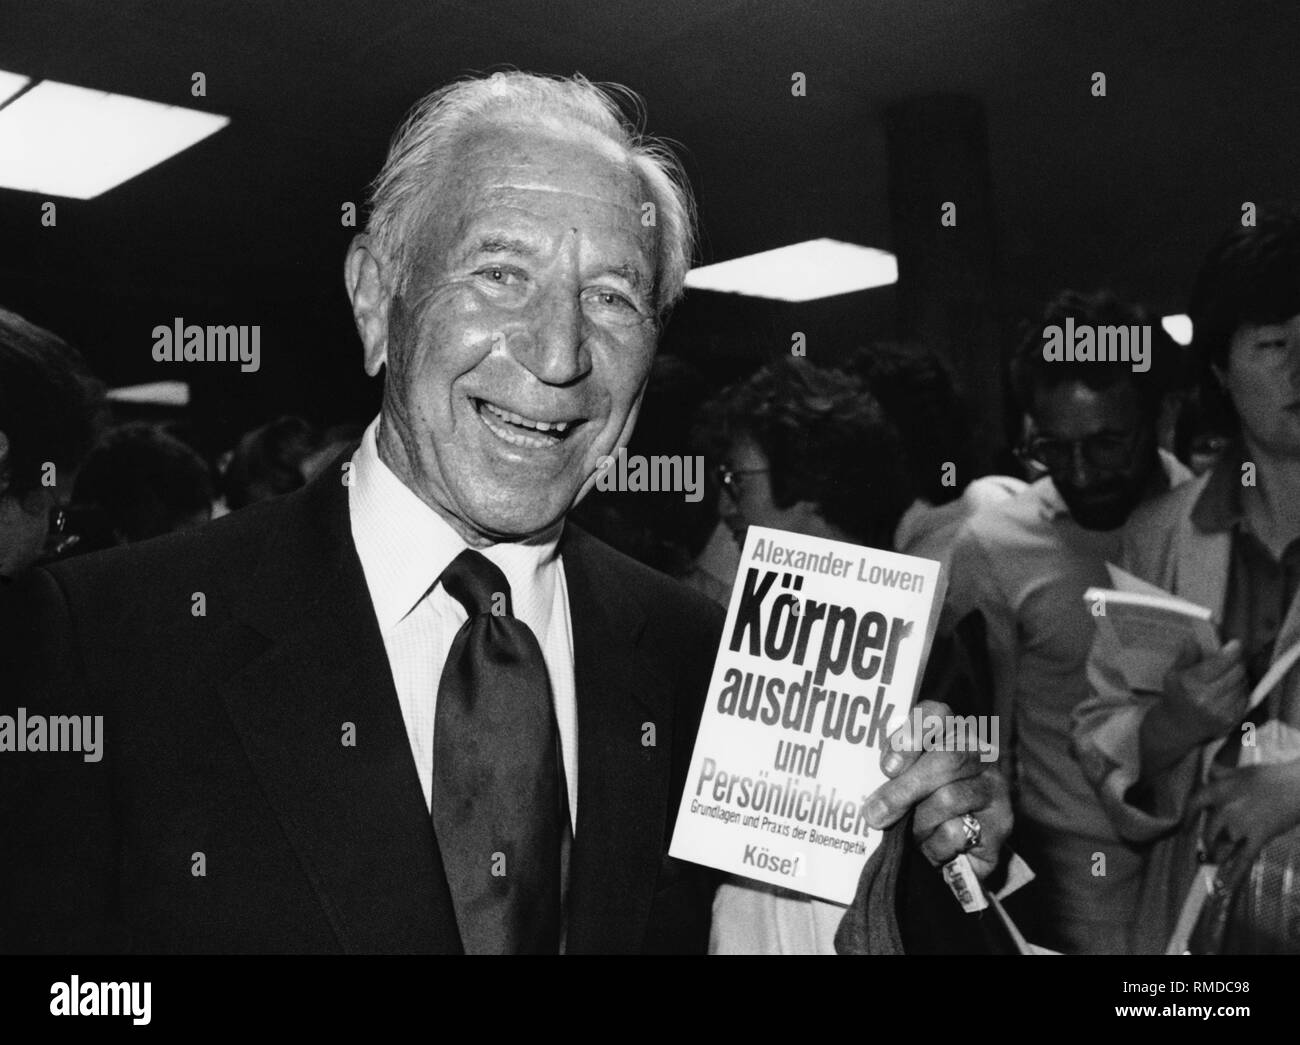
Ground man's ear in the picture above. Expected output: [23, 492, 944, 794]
[345, 234, 392, 377]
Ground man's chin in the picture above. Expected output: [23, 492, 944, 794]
[439, 483, 576, 544]
[1062, 497, 1134, 531]
[470, 505, 571, 542]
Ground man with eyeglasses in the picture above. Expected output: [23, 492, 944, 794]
[945, 290, 1189, 953]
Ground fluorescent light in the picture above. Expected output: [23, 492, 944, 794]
[0, 69, 31, 107]
[1161, 314, 1193, 346]
[106, 381, 190, 407]
[0, 80, 228, 199]
[684, 238, 899, 302]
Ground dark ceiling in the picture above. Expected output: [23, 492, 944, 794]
[2, 0, 1299, 447]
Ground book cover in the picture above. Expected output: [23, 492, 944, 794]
[1084, 566, 1219, 693]
[669, 526, 944, 904]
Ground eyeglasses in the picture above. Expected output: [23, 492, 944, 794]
[716, 463, 769, 501]
[1188, 434, 1229, 457]
[1017, 430, 1142, 473]
[43, 505, 80, 558]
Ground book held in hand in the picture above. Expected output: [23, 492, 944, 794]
[1083, 564, 1220, 694]
[669, 526, 944, 904]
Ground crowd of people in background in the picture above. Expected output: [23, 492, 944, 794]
[0, 326, 364, 573]
[2, 201, 1297, 954]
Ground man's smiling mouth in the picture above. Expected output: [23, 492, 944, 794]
[473, 397, 582, 449]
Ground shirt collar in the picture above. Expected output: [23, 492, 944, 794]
[348, 415, 562, 633]
[1190, 438, 1247, 534]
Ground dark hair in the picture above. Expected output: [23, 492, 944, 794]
[71, 423, 214, 543]
[847, 342, 974, 505]
[0, 308, 104, 499]
[1011, 289, 1179, 418]
[1173, 376, 1234, 464]
[1189, 205, 1300, 373]
[570, 354, 717, 574]
[700, 357, 914, 549]
[221, 416, 318, 510]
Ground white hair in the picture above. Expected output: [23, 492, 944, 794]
[365, 71, 697, 322]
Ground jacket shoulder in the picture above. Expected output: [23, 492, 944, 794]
[1126, 471, 1209, 532]
[563, 524, 725, 638]
[1120, 472, 1210, 573]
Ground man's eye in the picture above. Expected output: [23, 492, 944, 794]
[586, 287, 638, 312]
[477, 266, 523, 285]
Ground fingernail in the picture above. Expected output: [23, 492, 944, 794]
[882, 752, 903, 776]
[866, 798, 889, 828]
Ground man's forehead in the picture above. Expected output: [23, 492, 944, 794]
[453, 126, 645, 209]
[397, 126, 659, 286]
[460, 183, 648, 242]
[435, 135, 651, 254]
[1034, 379, 1139, 430]
[475, 179, 644, 213]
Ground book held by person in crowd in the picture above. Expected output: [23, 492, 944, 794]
[1084, 564, 1220, 694]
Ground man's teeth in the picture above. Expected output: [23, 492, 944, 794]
[481, 400, 571, 433]
[478, 400, 576, 449]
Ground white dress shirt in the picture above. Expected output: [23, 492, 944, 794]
[347, 416, 579, 828]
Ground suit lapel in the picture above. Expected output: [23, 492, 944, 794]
[216, 459, 460, 953]
[560, 527, 678, 954]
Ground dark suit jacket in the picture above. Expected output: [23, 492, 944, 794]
[0, 458, 724, 953]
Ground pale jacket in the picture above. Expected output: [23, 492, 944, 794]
[1072, 471, 1300, 953]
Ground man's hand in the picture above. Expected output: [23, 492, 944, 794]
[1163, 639, 1249, 744]
[1189, 757, 1300, 893]
[865, 700, 1012, 881]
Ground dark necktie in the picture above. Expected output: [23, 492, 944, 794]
[432, 548, 565, 954]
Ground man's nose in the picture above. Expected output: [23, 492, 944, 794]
[518, 282, 590, 386]
[1065, 442, 1097, 488]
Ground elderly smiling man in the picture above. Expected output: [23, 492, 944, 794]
[0, 71, 1010, 954]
